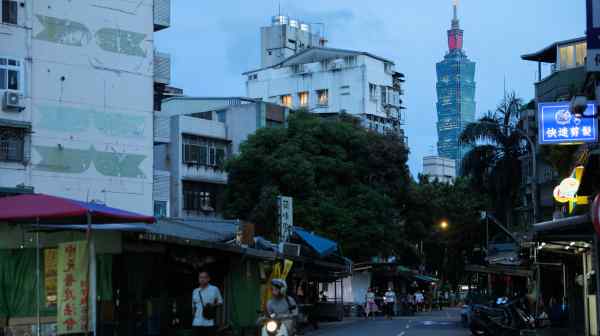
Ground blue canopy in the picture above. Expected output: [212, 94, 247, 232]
[294, 227, 338, 257]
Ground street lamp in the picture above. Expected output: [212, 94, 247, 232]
[440, 220, 449, 230]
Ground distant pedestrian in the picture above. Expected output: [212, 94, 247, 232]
[415, 291, 425, 312]
[365, 288, 378, 319]
[407, 293, 416, 315]
[384, 288, 396, 319]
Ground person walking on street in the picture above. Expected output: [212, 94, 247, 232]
[415, 290, 424, 312]
[192, 270, 223, 336]
[365, 288, 377, 319]
[383, 288, 396, 319]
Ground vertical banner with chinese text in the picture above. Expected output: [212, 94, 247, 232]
[57, 241, 90, 334]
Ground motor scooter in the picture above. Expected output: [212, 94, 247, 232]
[469, 297, 535, 336]
[258, 313, 296, 336]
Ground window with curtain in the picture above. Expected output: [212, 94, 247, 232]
[317, 89, 328, 106]
[575, 42, 587, 67]
[298, 92, 309, 107]
[2, 0, 18, 25]
[280, 95, 292, 108]
[559, 45, 575, 70]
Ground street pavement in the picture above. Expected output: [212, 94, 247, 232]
[307, 308, 470, 336]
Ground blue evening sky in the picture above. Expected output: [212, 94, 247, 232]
[156, 0, 585, 176]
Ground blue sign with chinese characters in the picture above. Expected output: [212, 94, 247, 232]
[538, 102, 598, 145]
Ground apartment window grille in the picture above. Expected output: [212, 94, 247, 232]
[182, 134, 228, 168]
[0, 126, 24, 162]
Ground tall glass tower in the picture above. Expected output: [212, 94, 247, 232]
[436, 2, 476, 170]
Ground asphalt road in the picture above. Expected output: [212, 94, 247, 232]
[307, 308, 471, 336]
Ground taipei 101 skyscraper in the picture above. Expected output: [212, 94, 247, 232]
[435, 0, 476, 171]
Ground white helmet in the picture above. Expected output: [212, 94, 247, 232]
[271, 278, 288, 295]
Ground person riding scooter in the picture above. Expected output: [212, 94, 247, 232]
[262, 279, 299, 336]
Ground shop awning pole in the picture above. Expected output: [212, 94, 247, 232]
[35, 217, 40, 336]
[594, 235, 600, 334]
[583, 252, 589, 336]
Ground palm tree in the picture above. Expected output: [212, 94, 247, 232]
[459, 92, 525, 228]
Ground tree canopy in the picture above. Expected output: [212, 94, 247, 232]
[223, 112, 411, 260]
[407, 176, 488, 286]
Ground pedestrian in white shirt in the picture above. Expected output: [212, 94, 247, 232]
[192, 271, 223, 336]
[415, 290, 425, 312]
[383, 288, 396, 319]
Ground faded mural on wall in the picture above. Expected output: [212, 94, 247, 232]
[35, 146, 146, 179]
[35, 15, 148, 58]
[37, 105, 146, 138]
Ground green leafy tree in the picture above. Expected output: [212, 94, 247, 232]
[223, 112, 411, 260]
[408, 177, 488, 287]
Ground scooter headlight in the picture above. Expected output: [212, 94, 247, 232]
[266, 320, 279, 333]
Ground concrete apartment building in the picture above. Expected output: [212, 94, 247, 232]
[0, 0, 171, 214]
[154, 97, 289, 218]
[245, 16, 406, 138]
[422, 156, 456, 184]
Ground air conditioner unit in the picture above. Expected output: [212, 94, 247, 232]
[279, 242, 301, 257]
[2, 91, 24, 112]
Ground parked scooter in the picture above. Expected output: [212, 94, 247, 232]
[469, 297, 535, 336]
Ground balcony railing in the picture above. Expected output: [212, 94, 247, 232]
[154, 0, 171, 31]
[154, 51, 171, 85]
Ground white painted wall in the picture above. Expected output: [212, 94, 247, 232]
[0, 0, 155, 215]
[246, 54, 399, 119]
[423, 156, 456, 183]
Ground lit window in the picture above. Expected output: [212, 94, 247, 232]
[559, 45, 575, 70]
[317, 89, 328, 106]
[575, 42, 587, 67]
[0, 57, 22, 91]
[281, 95, 292, 108]
[298, 91, 308, 107]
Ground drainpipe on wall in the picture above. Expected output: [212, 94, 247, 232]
[361, 65, 366, 116]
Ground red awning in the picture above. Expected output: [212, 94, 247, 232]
[0, 194, 155, 224]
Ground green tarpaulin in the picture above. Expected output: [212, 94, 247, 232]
[0, 249, 54, 319]
[227, 259, 262, 334]
[0, 249, 113, 320]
